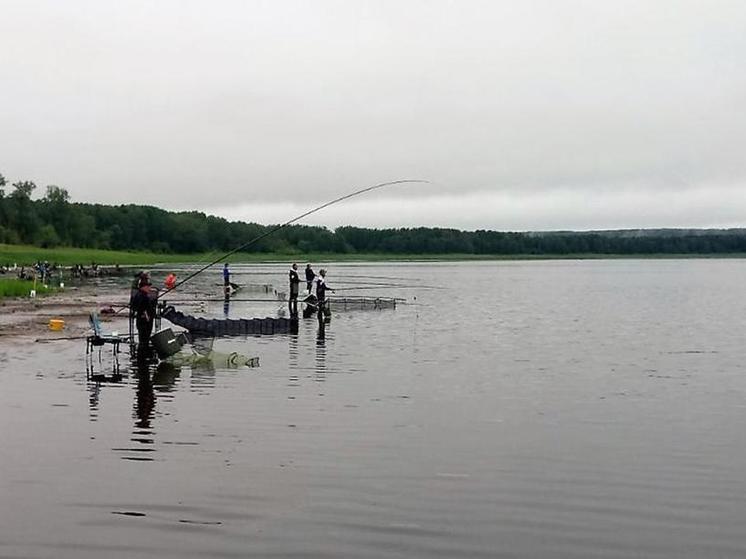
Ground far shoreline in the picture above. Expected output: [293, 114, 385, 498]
[4, 243, 746, 267]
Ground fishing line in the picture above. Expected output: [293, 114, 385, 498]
[332, 280, 438, 288]
[159, 179, 429, 298]
[332, 285, 440, 291]
[116, 296, 409, 304]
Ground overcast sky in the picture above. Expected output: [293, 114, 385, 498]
[1, 0, 745, 230]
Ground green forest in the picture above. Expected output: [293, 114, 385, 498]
[2, 172, 746, 256]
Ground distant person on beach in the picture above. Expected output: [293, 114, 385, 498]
[288, 263, 300, 317]
[164, 273, 177, 290]
[305, 264, 315, 293]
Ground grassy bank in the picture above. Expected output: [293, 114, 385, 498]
[2, 243, 746, 267]
[0, 278, 57, 299]
[0, 244, 203, 266]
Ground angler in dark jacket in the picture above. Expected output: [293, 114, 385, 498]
[315, 269, 334, 320]
[131, 273, 158, 354]
[305, 264, 315, 293]
[129, 271, 143, 321]
[288, 263, 300, 317]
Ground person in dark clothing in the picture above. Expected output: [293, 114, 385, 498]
[223, 263, 231, 292]
[305, 264, 315, 293]
[129, 270, 144, 332]
[131, 273, 157, 355]
[315, 269, 334, 321]
[129, 271, 142, 300]
[288, 263, 300, 317]
[222, 263, 241, 293]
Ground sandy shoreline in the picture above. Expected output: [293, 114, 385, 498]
[0, 285, 128, 339]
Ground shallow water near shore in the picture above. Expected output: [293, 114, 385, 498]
[3, 259, 746, 558]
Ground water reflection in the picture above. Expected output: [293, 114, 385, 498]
[134, 360, 154, 430]
[223, 291, 231, 317]
[315, 320, 328, 382]
[122, 360, 181, 460]
[84, 331, 262, 461]
[86, 353, 123, 421]
[133, 359, 182, 429]
[288, 332, 299, 371]
[86, 352, 122, 383]
[152, 361, 181, 392]
[86, 354, 184, 460]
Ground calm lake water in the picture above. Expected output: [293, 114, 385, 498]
[2, 259, 746, 558]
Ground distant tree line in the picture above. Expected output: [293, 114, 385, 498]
[3, 172, 746, 255]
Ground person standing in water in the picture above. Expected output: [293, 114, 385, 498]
[129, 270, 144, 334]
[305, 263, 315, 293]
[131, 272, 158, 356]
[223, 263, 231, 294]
[288, 263, 300, 317]
[315, 269, 334, 320]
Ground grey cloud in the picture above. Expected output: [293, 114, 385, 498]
[1, 0, 745, 228]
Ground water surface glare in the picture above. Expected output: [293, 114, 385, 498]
[2, 260, 746, 558]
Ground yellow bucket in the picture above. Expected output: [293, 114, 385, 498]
[49, 318, 65, 331]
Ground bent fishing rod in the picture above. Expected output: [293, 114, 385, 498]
[157, 178, 429, 299]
